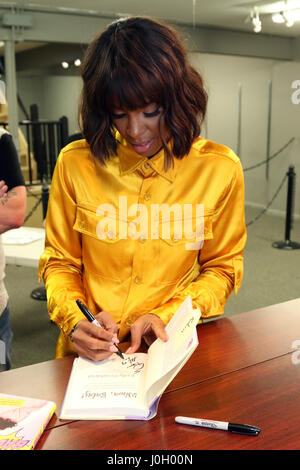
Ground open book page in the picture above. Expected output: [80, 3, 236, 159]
[60, 353, 149, 419]
[145, 328, 198, 412]
[144, 296, 201, 407]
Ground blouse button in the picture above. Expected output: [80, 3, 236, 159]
[134, 276, 143, 285]
[107, 231, 116, 239]
[144, 193, 151, 201]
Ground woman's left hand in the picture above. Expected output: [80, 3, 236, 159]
[125, 313, 168, 354]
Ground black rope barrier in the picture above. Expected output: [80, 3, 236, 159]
[24, 191, 42, 224]
[246, 173, 288, 228]
[243, 136, 299, 237]
[243, 137, 295, 172]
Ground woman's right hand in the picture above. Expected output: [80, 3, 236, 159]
[71, 310, 120, 361]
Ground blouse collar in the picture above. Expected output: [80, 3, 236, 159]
[115, 130, 179, 183]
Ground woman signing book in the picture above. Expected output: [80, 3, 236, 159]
[39, 17, 247, 362]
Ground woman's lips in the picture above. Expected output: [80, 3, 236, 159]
[131, 139, 154, 154]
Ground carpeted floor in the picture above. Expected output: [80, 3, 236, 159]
[4, 205, 300, 369]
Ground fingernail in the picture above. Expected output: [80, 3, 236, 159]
[112, 335, 119, 344]
[109, 345, 118, 352]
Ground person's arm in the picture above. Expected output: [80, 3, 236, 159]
[0, 134, 26, 234]
[0, 185, 26, 234]
[39, 151, 119, 360]
[128, 159, 246, 352]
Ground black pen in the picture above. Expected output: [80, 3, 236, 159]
[175, 416, 261, 436]
[76, 299, 124, 359]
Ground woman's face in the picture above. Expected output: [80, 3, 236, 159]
[111, 103, 169, 157]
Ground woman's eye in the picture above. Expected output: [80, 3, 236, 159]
[111, 107, 161, 119]
[144, 108, 161, 118]
[111, 112, 126, 120]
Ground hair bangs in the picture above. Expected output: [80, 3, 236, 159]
[105, 67, 164, 113]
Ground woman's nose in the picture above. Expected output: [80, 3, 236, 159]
[126, 116, 145, 139]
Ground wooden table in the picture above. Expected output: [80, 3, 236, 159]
[1, 298, 300, 450]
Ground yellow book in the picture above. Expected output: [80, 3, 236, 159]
[0, 393, 56, 450]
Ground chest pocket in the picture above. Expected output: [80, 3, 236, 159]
[73, 201, 120, 242]
[73, 201, 128, 281]
[155, 210, 214, 285]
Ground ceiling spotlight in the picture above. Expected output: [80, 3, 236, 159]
[283, 10, 294, 27]
[253, 22, 262, 33]
[252, 8, 262, 33]
[74, 59, 81, 67]
[272, 12, 285, 23]
[61, 61, 69, 69]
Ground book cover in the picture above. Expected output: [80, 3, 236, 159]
[0, 393, 56, 450]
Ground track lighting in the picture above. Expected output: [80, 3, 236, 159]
[248, 3, 299, 32]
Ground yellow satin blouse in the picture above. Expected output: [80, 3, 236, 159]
[39, 134, 247, 358]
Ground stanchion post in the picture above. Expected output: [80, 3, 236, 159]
[42, 177, 49, 220]
[31, 177, 49, 301]
[272, 165, 300, 250]
[285, 165, 294, 242]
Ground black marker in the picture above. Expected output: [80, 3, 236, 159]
[76, 299, 124, 359]
[175, 416, 260, 436]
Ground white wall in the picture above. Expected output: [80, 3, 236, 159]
[17, 76, 44, 122]
[39, 75, 82, 135]
[190, 52, 300, 219]
[17, 52, 300, 219]
[18, 74, 82, 135]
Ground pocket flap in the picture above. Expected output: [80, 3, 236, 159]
[159, 212, 214, 246]
[73, 204, 119, 242]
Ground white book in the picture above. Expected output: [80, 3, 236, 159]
[60, 296, 201, 421]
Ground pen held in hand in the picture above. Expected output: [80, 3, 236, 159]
[175, 416, 261, 436]
[75, 299, 124, 359]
